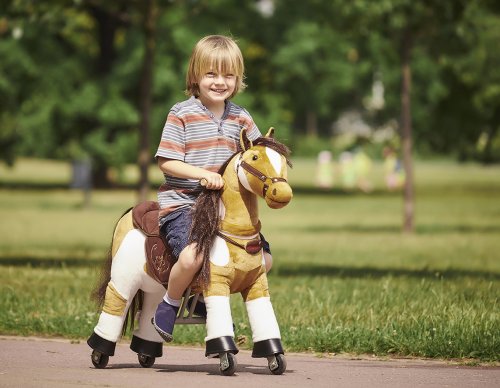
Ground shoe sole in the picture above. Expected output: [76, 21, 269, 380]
[151, 317, 174, 343]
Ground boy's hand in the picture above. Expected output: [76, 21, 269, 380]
[200, 172, 224, 190]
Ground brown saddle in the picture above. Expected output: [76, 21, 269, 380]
[132, 201, 174, 286]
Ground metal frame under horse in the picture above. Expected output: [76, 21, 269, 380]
[87, 128, 293, 375]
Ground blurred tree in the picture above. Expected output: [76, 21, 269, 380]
[83, 1, 137, 187]
[137, 0, 159, 203]
[0, 1, 141, 187]
[269, 1, 373, 138]
[446, 0, 500, 163]
[1, 0, 499, 194]
[337, 0, 471, 232]
[272, 21, 364, 137]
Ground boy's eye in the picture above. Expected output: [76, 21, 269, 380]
[206, 72, 216, 77]
[226, 74, 234, 78]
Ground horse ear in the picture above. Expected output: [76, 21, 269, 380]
[239, 129, 253, 151]
[265, 127, 275, 138]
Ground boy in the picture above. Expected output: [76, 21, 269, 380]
[152, 35, 272, 342]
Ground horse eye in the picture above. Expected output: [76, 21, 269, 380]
[252, 155, 258, 161]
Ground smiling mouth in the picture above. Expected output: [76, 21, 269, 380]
[211, 89, 227, 94]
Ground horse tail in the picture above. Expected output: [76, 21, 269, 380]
[91, 207, 133, 308]
[122, 289, 143, 336]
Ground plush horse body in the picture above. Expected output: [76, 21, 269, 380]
[87, 128, 292, 375]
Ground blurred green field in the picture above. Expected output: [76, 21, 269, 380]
[0, 158, 499, 361]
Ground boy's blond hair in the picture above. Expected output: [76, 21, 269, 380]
[186, 35, 246, 99]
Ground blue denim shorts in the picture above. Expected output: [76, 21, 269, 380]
[161, 207, 192, 261]
[160, 207, 272, 261]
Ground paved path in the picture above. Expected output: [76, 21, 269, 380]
[0, 336, 498, 387]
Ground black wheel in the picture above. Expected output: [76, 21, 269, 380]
[138, 353, 155, 368]
[219, 352, 237, 376]
[91, 350, 109, 369]
[268, 354, 286, 375]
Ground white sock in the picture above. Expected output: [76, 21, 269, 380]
[163, 294, 181, 307]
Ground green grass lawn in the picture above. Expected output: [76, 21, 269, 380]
[0, 158, 498, 361]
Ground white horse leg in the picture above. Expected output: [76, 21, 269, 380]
[93, 229, 147, 343]
[133, 287, 165, 342]
[93, 300, 132, 343]
[204, 295, 234, 341]
[245, 297, 281, 342]
[129, 285, 165, 360]
[246, 296, 285, 364]
[204, 295, 238, 358]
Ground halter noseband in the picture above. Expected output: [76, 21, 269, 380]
[238, 158, 288, 197]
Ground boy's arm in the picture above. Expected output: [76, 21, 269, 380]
[157, 157, 224, 190]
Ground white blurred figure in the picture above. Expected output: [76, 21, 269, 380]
[383, 146, 405, 191]
[339, 151, 356, 190]
[353, 149, 373, 193]
[315, 150, 334, 189]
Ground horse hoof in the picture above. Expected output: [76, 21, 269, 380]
[251, 338, 283, 358]
[130, 335, 163, 358]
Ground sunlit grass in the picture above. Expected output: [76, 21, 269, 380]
[0, 158, 499, 361]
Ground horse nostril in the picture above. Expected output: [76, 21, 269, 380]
[272, 188, 277, 196]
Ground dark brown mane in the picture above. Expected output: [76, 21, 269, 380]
[253, 136, 293, 168]
[189, 136, 291, 288]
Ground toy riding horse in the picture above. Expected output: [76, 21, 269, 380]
[87, 128, 293, 375]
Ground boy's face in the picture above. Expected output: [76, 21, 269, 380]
[198, 67, 236, 109]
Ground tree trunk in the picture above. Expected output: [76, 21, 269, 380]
[137, 0, 158, 203]
[88, 5, 119, 188]
[400, 27, 415, 233]
[306, 109, 318, 137]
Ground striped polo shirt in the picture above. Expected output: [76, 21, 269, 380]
[156, 96, 261, 224]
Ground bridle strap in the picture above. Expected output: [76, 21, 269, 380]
[239, 160, 267, 182]
[239, 160, 288, 197]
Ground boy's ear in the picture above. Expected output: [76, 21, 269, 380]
[239, 129, 253, 151]
[265, 127, 275, 138]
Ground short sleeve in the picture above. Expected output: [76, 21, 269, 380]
[240, 108, 261, 141]
[155, 111, 186, 161]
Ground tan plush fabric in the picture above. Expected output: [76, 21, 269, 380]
[102, 283, 128, 316]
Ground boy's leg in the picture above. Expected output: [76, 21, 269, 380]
[152, 243, 203, 342]
[165, 244, 202, 299]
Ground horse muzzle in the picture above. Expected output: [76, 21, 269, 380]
[264, 181, 293, 209]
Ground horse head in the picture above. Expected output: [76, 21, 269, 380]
[236, 128, 293, 209]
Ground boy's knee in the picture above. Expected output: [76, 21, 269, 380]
[178, 244, 203, 271]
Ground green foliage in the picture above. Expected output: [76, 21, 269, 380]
[1, 0, 499, 174]
[288, 135, 334, 158]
